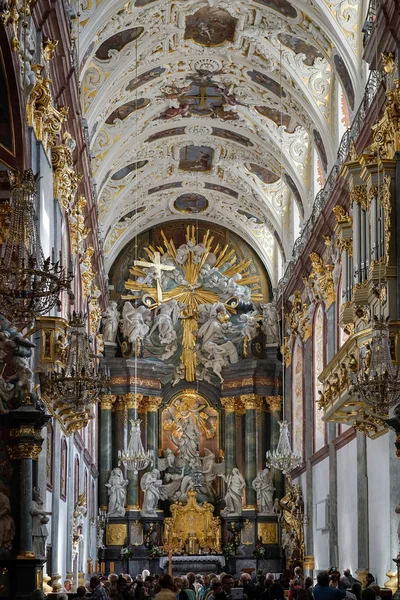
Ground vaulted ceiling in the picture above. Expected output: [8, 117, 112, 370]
[77, 0, 366, 287]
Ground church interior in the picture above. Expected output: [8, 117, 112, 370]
[0, 0, 400, 598]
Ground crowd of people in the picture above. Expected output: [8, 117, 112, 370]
[29, 567, 383, 600]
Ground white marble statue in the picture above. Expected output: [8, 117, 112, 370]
[121, 302, 151, 343]
[197, 303, 238, 383]
[102, 302, 120, 344]
[202, 448, 225, 501]
[218, 468, 246, 515]
[140, 469, 168, 516]
[149, 300, 179, 359]
[157, 448, 176, 471]
[106, 468, 128, 517]
[31, 487, 51, 558]
[240, 311, 259, 341]
[261, 303, 281, 344]
[252, 468, 275, 514]
[176, 240, 207, 265]
[0, 491, 15, 552]
[170, 413, 201, 464]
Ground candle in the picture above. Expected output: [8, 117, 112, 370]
[110, 562, 115, 572]
[95, 560, 99, 573]
[101, 562, 105, 574]
[87, 559, 92, 574]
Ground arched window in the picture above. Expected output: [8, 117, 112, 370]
[314, 304, 326, 451]
[292, 338, 304, 458]
[74, 456, 80, 506]
[46, 422, 54, 490]
[60, 438, 67, 501]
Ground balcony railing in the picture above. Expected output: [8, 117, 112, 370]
[362, 0, 380, 47]
[279, 69, 383, 292]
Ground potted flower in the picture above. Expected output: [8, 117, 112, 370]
[148, 544, 164, 559]
[252, 540, 266, 559]
[120, 544, 133, 570]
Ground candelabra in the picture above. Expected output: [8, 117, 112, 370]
[353, 316, 400, 415]
[43, 311, 108, 412]
[266, 420, 302, 474]
[118, 419, 153, 474]
[0, 170, 72, 328]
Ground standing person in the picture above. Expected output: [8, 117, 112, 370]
[365, 575, 375, 589]
[89, 577, 109, 600]
[343, 572, 360, 587]
[199, 576, 210, 600]
[208, 581, 222, 600]
[313, 572, 346, 600]
[155, 575, 176, 600]
[183, 577, 196, 600]
[268, 584, 285, 600]
[304, 577, 313, 600]
[175, 578, 189, 600]
[214, 574, 235, 600]
[187, 574, 196, 593]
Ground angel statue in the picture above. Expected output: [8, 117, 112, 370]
[148, 300, 179, 360]
[102, 302, 120, 343]
[252, 468, 275, 514]
[106, 468, 128, 517]
[197, 303, 238, 383]
[140, 469, 168, 516]
[121, 302, 151, 344]
[157, 448, 177, 472]
[218, 468, 245, 515]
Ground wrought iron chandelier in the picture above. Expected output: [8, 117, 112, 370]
[43, 311, 108, 411]
[353, 315, 400, 414]
[266, 421, 302, 474]
[118, 419, 153, 474]
[0, 170, 72, 328]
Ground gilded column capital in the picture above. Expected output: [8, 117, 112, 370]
[8, 442, 42, 460]
[124, 393, 143, 410]
[220, 397, 237, 412]
[240, 394, 260, 410]
[143, 396, 163, 412]
[100, 394, 116, 410]
[113, 395, 128, 412]
[266, 395, 283, 412]
[350, 184, 368, 211]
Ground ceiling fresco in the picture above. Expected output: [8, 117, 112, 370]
[77, 0, 364, 287]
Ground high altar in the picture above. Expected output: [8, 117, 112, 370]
[99, 223, 289, 575]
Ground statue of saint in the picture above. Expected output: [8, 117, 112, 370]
[106, 468, 128, 517]
[279, 478, 305, 563]
[201, 448, 225, 501]
[140, 469, 168, 516]
[170, 414, 201, 465]
[252, 468, 275, 514]
[31, 487, 51, 558]
[219, 468, 245, 515]
[121, 302, 151, 343]
[102, 302, 120, 343]
[148, 300, 179, 360]
[261, 303, 280, 344]
[0, 491, 15, 553]
[197, 303, 238, 383]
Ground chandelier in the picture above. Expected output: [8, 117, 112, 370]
[352, 315, 400, 414]
[266, 421, 302, 474]
[43, 311, 108, 412]
[118, 419, 153, 474]
[0, 170, 72, 328]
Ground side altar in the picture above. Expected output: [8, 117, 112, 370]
[98, 224, 288, 576]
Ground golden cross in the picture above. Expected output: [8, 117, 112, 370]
[133, 252, 175, 305]
[181, 84, 222, 108]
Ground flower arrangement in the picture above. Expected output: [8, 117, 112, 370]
[222, 541, 237, 558]
[252, 540, 266, 559]
[120, 544, 134, 560]
[147, 543, 164, 559]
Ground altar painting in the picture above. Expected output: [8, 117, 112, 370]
[162, 392, 219, 458]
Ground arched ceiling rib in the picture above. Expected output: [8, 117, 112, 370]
[78, 0, 366, 288]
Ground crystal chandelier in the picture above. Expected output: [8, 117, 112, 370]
[266, 421, 302, 474]
[352, 316, 400, 414]
[43, 311, 108, 412]
[0, 170, 72, 328]
[118, 419, 153, 474]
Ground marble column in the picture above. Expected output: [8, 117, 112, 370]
[125, 393, 143, 510]
[50, 421, 62, 591]
[99, 395, 115, 510]
[220, 397, 237, 473]
[267, 395, 284, 500]
[242, 394, 258, 508]
[113, 395, 128, 468]
[144, 396, 162, 467]
[356, 432, 369, 580]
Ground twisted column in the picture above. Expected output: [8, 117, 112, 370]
[220, 397, 237, 473]
[242, 394, 259, 508]
[124, 393, 143, 510]
[99, 395, 115, 510]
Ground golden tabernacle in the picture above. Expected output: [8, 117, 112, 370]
[163, 490, 221, 554]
